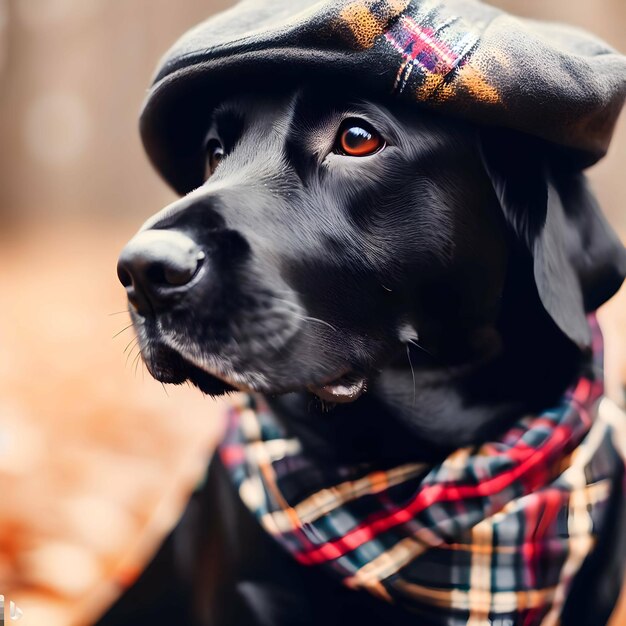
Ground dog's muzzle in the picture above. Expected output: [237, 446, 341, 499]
[117, 229, 205, 315]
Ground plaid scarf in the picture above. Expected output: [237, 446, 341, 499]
[218, 319, 626, 625]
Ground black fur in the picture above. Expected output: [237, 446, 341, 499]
[104, 84, 626, 625]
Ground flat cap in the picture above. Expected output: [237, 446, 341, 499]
[140, 0, 626, 193]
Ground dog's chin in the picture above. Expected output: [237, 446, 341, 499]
[141, 340, 368, 403]
[143, 342, 235, 396]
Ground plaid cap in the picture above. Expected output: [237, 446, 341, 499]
[140, 0, 626, 193]
[218, 317, 626, 625]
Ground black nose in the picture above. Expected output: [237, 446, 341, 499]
[117, 230, 205, 315]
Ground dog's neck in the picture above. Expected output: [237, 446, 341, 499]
[267, 255, 585, 466]
[267, 336, 582, 466]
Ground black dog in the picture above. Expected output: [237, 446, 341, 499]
[103, 86, 625, 626]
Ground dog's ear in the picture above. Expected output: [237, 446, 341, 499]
[479, 129, 626, 350]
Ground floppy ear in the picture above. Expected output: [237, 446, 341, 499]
[479, 128, 626, 350]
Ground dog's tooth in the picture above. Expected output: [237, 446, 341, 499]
[308, 377, 366, 404]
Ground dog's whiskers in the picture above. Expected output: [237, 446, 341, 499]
[112, 323, 134, 339]
[108, 310, 130, 317]
[271, 296, 337, 332]
[407, 337, 433, 358]
[298, 315, 337, 333]
[123, 336, 139, 355]
[126, 344, 140, 368]
[132, 350, 143, 377]
[406, 344, 416, 406]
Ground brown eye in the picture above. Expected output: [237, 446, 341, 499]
[336, 120, 385, 157]
[206, 139, 224, 177]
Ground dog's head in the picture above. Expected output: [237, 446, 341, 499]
[118, 84, 625, 409]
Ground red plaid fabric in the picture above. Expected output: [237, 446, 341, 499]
[219, 318, 625, 625]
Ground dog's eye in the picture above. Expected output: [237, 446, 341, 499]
[206, 139, 224, 177]
[335, 120, 385, 157]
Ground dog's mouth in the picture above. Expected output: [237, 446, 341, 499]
[141, 338, 368, 403]
[307, 373, 367, 404]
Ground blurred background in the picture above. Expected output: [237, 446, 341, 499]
[0, 1, 624, 624]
